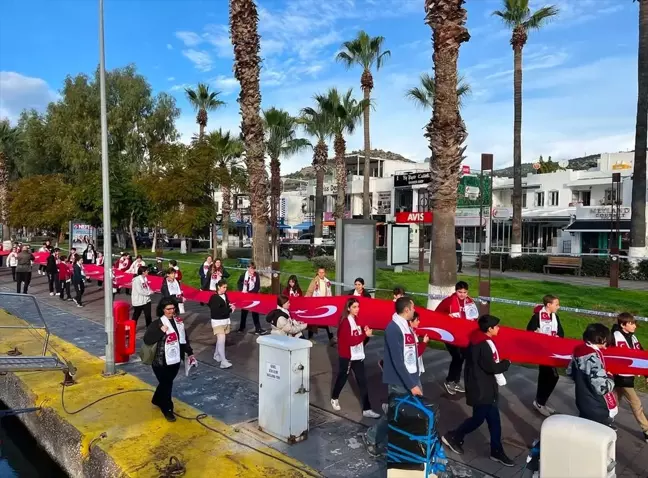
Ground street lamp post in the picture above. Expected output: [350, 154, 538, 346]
[609, 173, 621, 288]
[417, 191, 429, 272]
[478, 153, 494, 316]
[99, 0, 115, 375]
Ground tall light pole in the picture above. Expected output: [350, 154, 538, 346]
[99, 0, 115, 375]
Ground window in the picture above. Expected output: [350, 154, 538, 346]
[549, 190, 559, 206]
[535, 191, 545, 207]
[581, 191, 591, 206]
[522, 193, 527, 208]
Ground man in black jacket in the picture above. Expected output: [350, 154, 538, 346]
[236, 262, 267, 335]
[442, 315, 514, 467]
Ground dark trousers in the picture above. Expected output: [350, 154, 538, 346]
[307, 326, 334, 340]
[152, 363, 180, 413]
[331, 357, 371, 411]
[239, 309, 261, 331]
[457, 252, 463, 272]
[16, 271, 31, 294]
[445, 344, 465, 383]
[48, 272, 58, 293]
[11, 266, 16, 281]
[73, 281, 85, 304]
[536, 366, 559, 406]
[132, 302, 152, 327]
[454, 404, 503, 454]
[59, 280, 71, 299]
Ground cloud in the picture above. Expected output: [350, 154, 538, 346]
[181, 49, 213, 72]
[167, 76, 175, 81]
[0, 71, 58, 123]
[169, 83, 191, 92]
[166, 43, 173, 50]
[175, 31, 203, 47]
[212, 75, 239, 94]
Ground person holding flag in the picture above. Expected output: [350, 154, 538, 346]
[435, 281, 479, 395]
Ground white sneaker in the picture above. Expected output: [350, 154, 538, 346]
[363, 410, 381, 419]
[533, 400, 553, 417]
[213, 353, 221, 362]
[49, 292, 55, 296]
[220, 360, 232, 369]
[330, 399, 341, 411]
[381, 403, 388, 414]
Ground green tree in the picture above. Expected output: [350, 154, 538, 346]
[203, 129, 246, 259]
[0, 120, 22, 240]
[425, 0, 470, 307]
[230, 0, 271, 271]
[631, 0, 647, 259]
[185, 83, 225, 139]
[337, 31, 391, 218]
[300, 102, 333, 240]
[406, 72, 471, 110]
[7, 174, 75, 240]
[14, 110, 64, 179]
[493, 0, 559, 256]
[263, 107, 310, 259]
[314, 89, 365, 219]
[536, 155, 564, 174]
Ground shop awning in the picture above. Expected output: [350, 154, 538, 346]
[292, 222, 313, 231]
[564, 220, 631, 232]
[323, 221, 335, 227]
[522, 208, 574, 219]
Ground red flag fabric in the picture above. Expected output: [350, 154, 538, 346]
[29, 253, 648, 375]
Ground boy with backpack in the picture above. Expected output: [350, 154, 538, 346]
[612, 312, 648, 442]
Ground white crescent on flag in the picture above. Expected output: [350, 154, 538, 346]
[606, 356, 648, 370]
[237, 301, 261, 309]
[294, 305, 338, 319]
[418, 327, 455, 343]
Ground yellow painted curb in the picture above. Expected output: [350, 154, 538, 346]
[0, 310, 318, 477]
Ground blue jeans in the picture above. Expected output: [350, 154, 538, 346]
[365, 383, 420, 448]
[453, 404, 502, 453]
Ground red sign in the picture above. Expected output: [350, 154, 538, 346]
[395, 212, 433, 223]
[461, 165, 471, 175]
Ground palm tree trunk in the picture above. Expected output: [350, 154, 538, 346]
[334, 133, 347, 219]
[511, 45, 523, 257]
[362, 85, 371, 219]
[221, 185, 231, 259]
[230, 0, 270, 271]
[270, 155, 281, 261]
[314, 140, 327, 240]
[630, 0, 648, 260]
[425, 0, 470, 309]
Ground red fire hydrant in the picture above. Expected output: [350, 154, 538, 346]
[113, 301, 136, 364]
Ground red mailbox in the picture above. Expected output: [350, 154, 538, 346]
[113, 301, 136, 364]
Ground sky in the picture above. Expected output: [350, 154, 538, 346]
[0, 0, 640, 174]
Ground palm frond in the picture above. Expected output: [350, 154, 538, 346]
[523, 6, 559, 30]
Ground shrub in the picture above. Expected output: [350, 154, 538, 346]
[312, 256, 336, 271]
[635, 259, 648, 281]
[376, 247, 387, 261]
[225, 248, 252, 259]
[508, 255, 547, 273]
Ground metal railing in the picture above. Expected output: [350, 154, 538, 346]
[0, 292, 50, 356]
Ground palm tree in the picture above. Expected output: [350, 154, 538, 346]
[336, 31, 391, 219]
[630, 0, 647, 260]
[406, 72, 471, 110]
[299, 103, 332, 241]
[185, 83, 226, 139]
[204, 129, 245, 259]
[493, 0, 559, 257]
[424, 0, 470, 308]
[0, 120, 21, 241]
[315, 88, 366, 219]
[263, 108, 310, 260]
[230, 0, 271, 270]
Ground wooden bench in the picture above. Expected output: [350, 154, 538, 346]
[543, 256, 582, 275]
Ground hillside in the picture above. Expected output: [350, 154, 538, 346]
[492, 154, 600, 177]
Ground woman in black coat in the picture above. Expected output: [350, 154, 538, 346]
[160, 267, 184, 311]
[348, 277, 372, 298]
[143, 297, 195, 422]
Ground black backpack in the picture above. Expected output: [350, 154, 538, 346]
[265, 309, 283, 326]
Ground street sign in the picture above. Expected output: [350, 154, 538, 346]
[395, 212, 433, 223]
[461, 165, 471, 175]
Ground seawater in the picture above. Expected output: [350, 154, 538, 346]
[0, 401, 67, 477]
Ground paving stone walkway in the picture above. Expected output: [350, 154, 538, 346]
[1, 269, 646, 477]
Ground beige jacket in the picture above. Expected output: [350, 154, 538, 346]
[305, 275, 332, 297]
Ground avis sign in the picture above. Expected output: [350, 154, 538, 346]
[395, 212, 433, 223]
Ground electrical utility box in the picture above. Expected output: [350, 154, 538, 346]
[257, 335, 312, 443]
[540, 415, 617, 478]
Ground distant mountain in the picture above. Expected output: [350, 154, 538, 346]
[492, 154, 601, 178]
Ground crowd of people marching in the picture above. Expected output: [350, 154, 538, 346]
[2, 242, 647, 464]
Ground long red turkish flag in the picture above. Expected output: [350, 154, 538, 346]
[32, 254, 648, 375]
